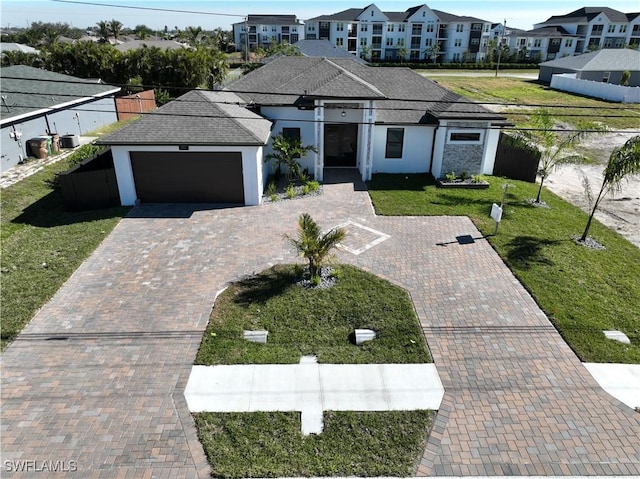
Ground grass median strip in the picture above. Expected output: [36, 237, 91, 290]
[367, 173, 640, 364]
[1, 147, 130, 350]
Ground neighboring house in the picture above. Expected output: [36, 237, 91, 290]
[233, 15, 304, 52]
[538, 48, 640, 85]
[0, 65, 120, 174]
[113, 40, 188, 52]
[505, 27, 580, 62]
[98, 57, 506, 207]
[0, 42, 40, 54]
[534, 7, 640, 53]
[304, 3, 493, 62]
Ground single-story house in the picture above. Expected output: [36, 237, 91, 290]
[538, 48, 640, 85]
[0, 65, 120, 173]
[98, 57, 507, 206]
[0, 42, 40, 54]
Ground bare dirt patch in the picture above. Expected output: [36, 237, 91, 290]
[544, 130, 640, 248]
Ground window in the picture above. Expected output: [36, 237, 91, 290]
[608, 24, 616, 33]
[360, 37, 367, 46]
[620, 25, 627, 33]
[472, 23, 482, 31]
[471, 38, 479, 45]
[448, 130, 483, 144]
[272, 26, 277, 32]
[373, 23, 383, 34]
[591, 24, 603, 35]
[551, 38, 561, 45]
[336, 38, 344, 46]
[602, 71, 611, 83]
[292, 26, 297, 32]
[307, 24, 315, 31]
[412, 24, 422, 35]
[386, 37, 393, 46]
[398, 24, 405, 32]
[565, 38, 573, 47]
[453, 52, 461, 61]
[282, 128, 301, 157]
[385, 128, 404, 158]
[262, 26, 268, 32]
[361, 23, 368, 32]
[454, 38, 462, 47]
[425, 38, 433, 46]
[456, 24, 464, 32]
[337, 23, 344, 31]
[426, 23, 434, 33]
[533, 39, 542, 47]
[387, 24, 394, 32]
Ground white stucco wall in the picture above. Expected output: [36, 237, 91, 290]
[371, 125, 435, 174]
[111, 144, 265, 207]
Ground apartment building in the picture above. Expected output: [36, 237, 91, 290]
[233, 15, 304, 52]
[304, 4, 493, 62]
[533, 7, 640, 54]
[505, 27, 581, 61]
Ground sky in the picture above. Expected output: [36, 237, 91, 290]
[1, 0, 639, 33]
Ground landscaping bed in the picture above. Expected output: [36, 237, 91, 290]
[367, 173, 640, 364]
[193, 264, 433, 477]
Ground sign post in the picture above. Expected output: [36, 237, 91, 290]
[492, 183, 514, 235]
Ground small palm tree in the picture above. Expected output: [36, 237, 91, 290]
[109, 19, 123, 40]
[286, 214, 346, 281]
[265, 133, 317, 182]
[516, 108, 606, 204]
[96, 20, 110, 42]
[580, 135, 640, 241]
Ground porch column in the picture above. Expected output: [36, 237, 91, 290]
[314, 100, 324, 182]
[361, 100, 375, 181]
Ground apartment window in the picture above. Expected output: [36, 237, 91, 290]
[411, 37, 421, 48]
[551, 38, 561, 45]
[337, 23, 344, 31]
[456, 24, 464, 32]
[272, 35, 277, 41]
[472, 23, 482, 31]
[422, 11, 426, 17]
[292, 26, 297, 32]
[448, 130, 483, 144]
[484, 24, 490, 32]
[262, 26, 268, 32]
[385, 128, 404, 158]
[410, 50, 420, 59]
[426, 23, 434, 33]
[565, 38, 573, 47]
[425, 38, 433, 46]
[373, 23, 383, 34]
[336, 38, 344, 46]
[453, 52, 461, 61]
[591, 24, 603, 35]
[533, 39, 542, 47]
[360, 37, 367, 46]
[371, 10, 374, 16]
[307, 24, 315, 31]
[620, 25, 627, 33]
[282, 128, 301, 157]
[398, 24, 405, 32]
[361, 23, 368, 32]
[412, 24, 422, 35]
[387, 24, 395, 32]
[272, 26, 277, 32]
[608, 24, 616, 33]
[471, 38, 479, 45]
[454, 38, 462, 47]
[386, 37, 393, 46]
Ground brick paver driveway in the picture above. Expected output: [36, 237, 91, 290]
[2, 171, 639, 477]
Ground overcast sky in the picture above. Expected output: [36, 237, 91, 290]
[2, 0, 639, 32]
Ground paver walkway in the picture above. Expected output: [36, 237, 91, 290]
[1, 169, 639, 477]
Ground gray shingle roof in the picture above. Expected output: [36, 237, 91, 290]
[97, 90, 272, 146]
[541, 7, 630, 25]
[307, 5, 490, 24]
[0, 65, 120, 125]
[227, 57, 505, 123]
[432, 10, 490, 24]
[307, 8, 366, 22]
[539, 48, 640, 72]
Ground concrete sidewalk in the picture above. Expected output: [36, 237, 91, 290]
[185, 358, 444, 434]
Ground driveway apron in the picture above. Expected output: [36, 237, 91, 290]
[1, 174, 639, 477]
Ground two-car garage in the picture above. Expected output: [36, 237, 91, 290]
[129, 151, 245, 204]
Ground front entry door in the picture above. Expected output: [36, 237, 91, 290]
[324, 123, 358, 167]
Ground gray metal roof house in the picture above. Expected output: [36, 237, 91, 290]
[98, 57, 506, 207]
[538, 48, 640, 85]
[0, 65, 120, 173]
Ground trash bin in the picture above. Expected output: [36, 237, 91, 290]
[27, 138, 49, 159]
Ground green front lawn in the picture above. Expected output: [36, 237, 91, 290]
[195, 264, 431, 364]
[1, 146, 130, 349]
[194, 410, 433, 478]
[368, 174, 640, 364]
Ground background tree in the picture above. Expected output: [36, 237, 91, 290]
[359, 44, 372, 62]
[134, 24, 153, 40]
[286, 213, 347, 281]
[96, 20, 110, 42]
[265, 132, 317, 181]
[109, 19, 123, 40]
[396, 40, 408, 62]
[580, 135, 640, 241]
[423, 42, 440, 63]
[515, 108, 606, 204]
[186, 26, 203, 46]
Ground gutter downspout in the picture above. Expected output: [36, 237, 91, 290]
[429, 124, 439, 174]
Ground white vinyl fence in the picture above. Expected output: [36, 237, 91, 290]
[550, 73, 640, 103]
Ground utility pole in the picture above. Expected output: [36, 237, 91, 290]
[244, 16, 249, 63]
[495, 18, 506, 77]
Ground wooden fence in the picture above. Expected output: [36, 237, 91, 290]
[115, 90, 156, 121]
[492, 133, 541, 183]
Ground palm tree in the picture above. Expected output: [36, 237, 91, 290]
[186, 26, 203, 46]
[516, 108, 606, 204]
[109, 19, 123, 40]
[96, 20, 110, 42]
[265, 132, 317, 182]
[286, 214, 347, 280]
[580, 135, 640, 241]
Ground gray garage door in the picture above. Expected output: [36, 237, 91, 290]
[130, 151, 244, 203]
